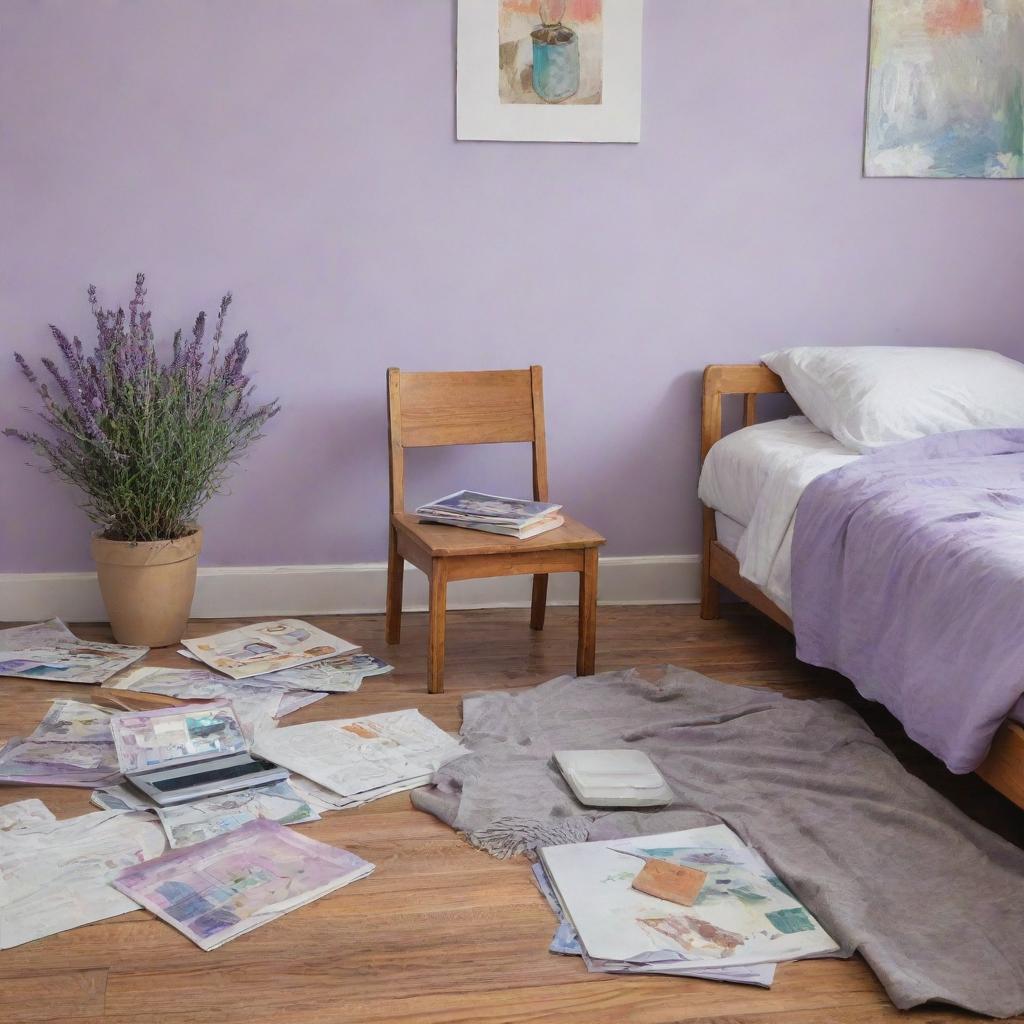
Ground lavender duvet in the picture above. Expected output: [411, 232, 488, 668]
[792, 428, 1024, 773]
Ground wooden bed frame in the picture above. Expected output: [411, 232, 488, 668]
[699, 363, 1024, 810]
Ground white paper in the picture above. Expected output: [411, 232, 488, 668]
[540, 825, 838, 969]
[253, 709, 466, 802]
[154, 780, 319, 848]
[180, 619, 358, 680]
[0, 806, 166, 949]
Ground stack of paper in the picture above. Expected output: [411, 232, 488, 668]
[0, 700, 122, 788]
[535, 825, 838, 988]
[253, 709, 467, 809]
[0, 619, 147, 683]
[415, 490, 565, 539]
[113, 818, 374, 950]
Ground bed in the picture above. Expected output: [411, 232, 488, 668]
[697, 363, 1024, 810]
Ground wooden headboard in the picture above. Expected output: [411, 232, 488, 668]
[700, 363, 785, 463]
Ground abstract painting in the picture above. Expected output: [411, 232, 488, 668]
[865, 0, 1024, 177]
[457, 0, 643, 142]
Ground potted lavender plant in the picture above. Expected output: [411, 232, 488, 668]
[5, 274, 279, 646]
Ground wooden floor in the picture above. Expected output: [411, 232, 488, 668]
[1, 604, 1021, 1024]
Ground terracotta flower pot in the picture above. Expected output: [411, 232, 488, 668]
[91, 526, 203, 647]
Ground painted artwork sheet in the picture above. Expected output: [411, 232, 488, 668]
[0, 618, 147, 684]
[0, 805, 165, 949]
[530, 862, 776, 987]
[866, 0, 1024, 177]
[155, 781, 319, 848]
[177, 649, 391, 694]
[181, 619, 359, 680]
[113, 818, 374, 950]
[252, 709, 466, 804]
[0, 700, 122, 788]
[540, 825, 838, 969]
[110, 700, 248, 774]
[249, 653, 393, 694]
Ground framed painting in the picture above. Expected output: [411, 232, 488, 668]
[457, 0, 644, 143]
[865, 0, 1024, 178]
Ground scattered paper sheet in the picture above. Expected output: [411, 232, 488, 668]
[252, 709, 466, 805]
[248, 652, 393, 693]
[180, 619, 358, 680]
[0, 700, 122, 788]
[106, 667, 293, 741]
[530, 862, 776, 987]
[540, 825, 838, 970]
[154, 780, 319, 848]
[0, 798, 56, 832]
[113, 818, 373, 950]
[0, 804, 166, 949]
[0, 619, 147, 684]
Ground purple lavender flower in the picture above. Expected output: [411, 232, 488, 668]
[6, 276, 279, 542]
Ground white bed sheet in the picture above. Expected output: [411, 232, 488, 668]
[698, 416, 858, 613]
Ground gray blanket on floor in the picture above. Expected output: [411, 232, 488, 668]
[411, 667, 1024, 1018]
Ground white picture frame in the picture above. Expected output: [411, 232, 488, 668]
[457, 0, 644, 143]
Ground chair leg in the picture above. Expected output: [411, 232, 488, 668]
[385, 526, 404, 644]
[576, 549, 598, 676]
[427, 559, 448, 694]
[530, 574, 548, 631]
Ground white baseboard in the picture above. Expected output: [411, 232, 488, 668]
[0, 554, 701, 623]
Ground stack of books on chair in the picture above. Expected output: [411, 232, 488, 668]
[533, 824, 838, 989]
[415, 490, 564, 539]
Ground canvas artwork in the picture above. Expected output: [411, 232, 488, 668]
[457, 0, 643, 142]
[865, 0, 1024, 177]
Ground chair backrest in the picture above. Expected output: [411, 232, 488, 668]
[387, 366, 548, 514]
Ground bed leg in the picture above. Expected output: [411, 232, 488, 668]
[700, 507, 720, 620]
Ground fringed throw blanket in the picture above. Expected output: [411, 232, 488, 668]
[411, 667, 1024, 1018]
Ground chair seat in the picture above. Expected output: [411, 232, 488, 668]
[392, 511, 605, 558]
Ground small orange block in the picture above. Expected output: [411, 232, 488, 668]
[631, 859, 707, 907]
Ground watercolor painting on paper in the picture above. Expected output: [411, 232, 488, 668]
[499, 0, 603, 105]
[865, 0, 1024, 178]
[457, 0, 642, 143]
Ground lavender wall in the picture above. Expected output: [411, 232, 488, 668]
[2, 0, 1023, 574]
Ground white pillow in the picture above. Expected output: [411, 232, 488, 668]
[760, 346, 1024, 452]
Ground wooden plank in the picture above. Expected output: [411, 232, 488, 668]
[708, 543, 794, 633]
[391, 512, 604, 558]
[977, 721, 1024, 808]
[397, 369, 536, 448]
[0, 969, 107, 1021]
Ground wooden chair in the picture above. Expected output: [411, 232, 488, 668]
[386, 366, 605, 693]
